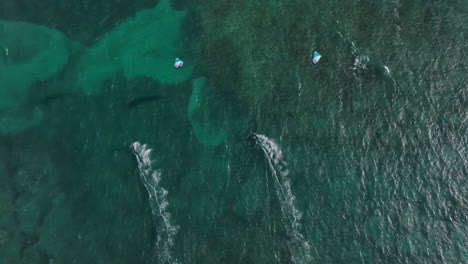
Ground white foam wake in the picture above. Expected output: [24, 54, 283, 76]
[353, 54, 369, 70]
[131, 142, 179, 264]
[253, 134, 312, 263]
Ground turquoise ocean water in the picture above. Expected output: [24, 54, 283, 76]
[0, 0, 467, 263]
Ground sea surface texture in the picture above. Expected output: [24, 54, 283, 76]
[0, 0, 467, 263]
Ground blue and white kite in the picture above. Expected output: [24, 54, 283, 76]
[174, 58, 184, 69]
[312, 52, 322, 64]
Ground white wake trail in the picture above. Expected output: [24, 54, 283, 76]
[131, 142, 179, 264]
[253, 134, 312, 263]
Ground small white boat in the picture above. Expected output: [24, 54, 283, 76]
[312, 52, 322, 64]
[174, 58, 184, 69]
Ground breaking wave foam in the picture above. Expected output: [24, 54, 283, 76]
[254, 134, 312, 263]
[131, 142, 179, 264]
